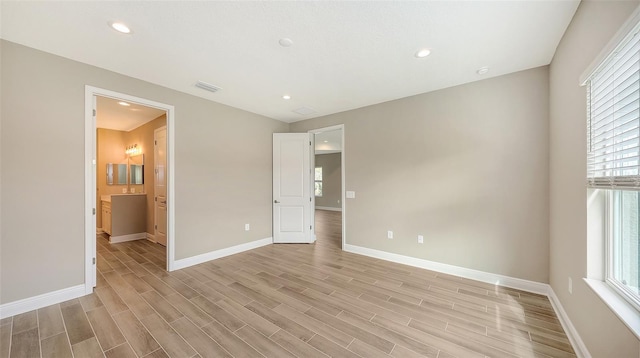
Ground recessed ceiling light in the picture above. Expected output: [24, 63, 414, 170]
[110, 22, 131, 34]
[323, 140, 329, 143]
[118, 101, 130, 106]
[477, 66, 489, 75]
[282, 95, 291, 100]
[279, 38, 293, 47]
[415, 48, 431, 58]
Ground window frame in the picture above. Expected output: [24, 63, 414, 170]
[606, 190, 640, 312]
[314, 166, 323, 197]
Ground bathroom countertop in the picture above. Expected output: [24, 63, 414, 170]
[101, 193, 146, 203]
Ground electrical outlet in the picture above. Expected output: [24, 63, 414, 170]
[568, 277, 573, 294]
[418, 235, 424, 244]
[387, 230, 393, 239]
[245, 224, 250, 231]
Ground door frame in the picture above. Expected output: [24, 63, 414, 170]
[84, 86, 176, 294]
[309, 124, 346, 249]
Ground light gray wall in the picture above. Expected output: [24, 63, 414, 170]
[0, 40, 288, 304]
[549, 1, 640, 356]
[315, 153, 341, 209]
[291, 66, 550, 283]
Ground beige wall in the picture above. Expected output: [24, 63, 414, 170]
[96, 128, 127, 228]
[0, 40, 288, 304]
[315, 153, 341, 209]
[549, 1, 640, 356]
[291, 66, 550, 283]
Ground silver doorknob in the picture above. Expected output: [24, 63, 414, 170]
[274, 200, 280, 203]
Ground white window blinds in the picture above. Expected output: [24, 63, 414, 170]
[587, 28, 640, 189]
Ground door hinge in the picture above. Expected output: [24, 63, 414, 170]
[155, 140, 157, 145]
[155, 224, 157, 229]
[310, 225, 312, 230]
[310, 197, 312, 202]
[310, 141, 312, 145]
[92, 208, 96, 215]
[155, 196, 157, 202]
[92, 257, 96, 265]
[92, 109, 96, 117]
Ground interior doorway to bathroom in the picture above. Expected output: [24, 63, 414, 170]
[84, 86, 175, 292]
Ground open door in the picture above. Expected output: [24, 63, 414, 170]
[273, 133, 314, 243]
[155, 126, 168, 246]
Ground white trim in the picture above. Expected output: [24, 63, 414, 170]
[309, 124, 345, 249]
[172, 237, 273, 270]
[344, 244, 548, 294]
[85, 86, 176, 279]
[548, 286, 592, 358]
[315, 206, 342, 212]
[109, 232, 147, 244]
[0, 285, 85, 319]
[579, 4, 640, 85]
[84, 88, 97, 294]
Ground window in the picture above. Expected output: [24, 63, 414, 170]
[609, 190, 640, 310]
[587, 22, 640, 310]
[315, 167, 323, 197]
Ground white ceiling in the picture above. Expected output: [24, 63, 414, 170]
[96, 96, 165, 132]
[1, 1, 579, 123]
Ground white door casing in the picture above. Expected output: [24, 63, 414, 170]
[273, 133, 314, 243]
[155, 126, 168, 246]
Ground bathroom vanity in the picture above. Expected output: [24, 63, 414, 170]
[101, 194, 147, 243]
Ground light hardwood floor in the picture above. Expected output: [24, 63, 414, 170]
[1, 210, 575, 357]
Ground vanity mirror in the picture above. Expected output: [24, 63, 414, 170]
[106, 163, 127, 185]
[129, 154, 144, 185]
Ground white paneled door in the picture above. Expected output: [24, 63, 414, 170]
[154, 126, 167, 246]
[273, 133, 314, 243]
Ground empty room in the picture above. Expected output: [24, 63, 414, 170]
[2, 1, 640, 357]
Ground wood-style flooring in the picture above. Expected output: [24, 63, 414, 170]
[1, 210, 575, 357]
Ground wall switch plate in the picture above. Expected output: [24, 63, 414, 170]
[346, 191, 356, 199]
[387, 230, 393, 239]
[122, 188, 127, 193]
[418, 235, 424, 244]
[245, 224, 250, 231]
[131, 188, 135, 193]
[568, 277, 573, 294]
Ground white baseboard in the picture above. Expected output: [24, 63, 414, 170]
[110, 232, 147, 244]
[547, 288, 591, 358]
[0, 284, 85, 319]
[343, 244, 548, 294]
[315, 206, 342, 212]
[343, 244, 589, 357]
[173, 237, 273, 270]
[146, 232, 155, 242]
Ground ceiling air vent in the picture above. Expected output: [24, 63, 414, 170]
[293, 107, 316, 115]
[195, 81, 222, 93]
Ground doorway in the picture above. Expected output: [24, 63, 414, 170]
[84, 86, 175, 292]
[310, 125, 345, 249]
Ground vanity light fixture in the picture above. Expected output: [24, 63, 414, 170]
[110, 22, 131, 34]
[118, 101, 130, 106]
[125, 144, 140, 156]
[283, 95, 291, 100]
